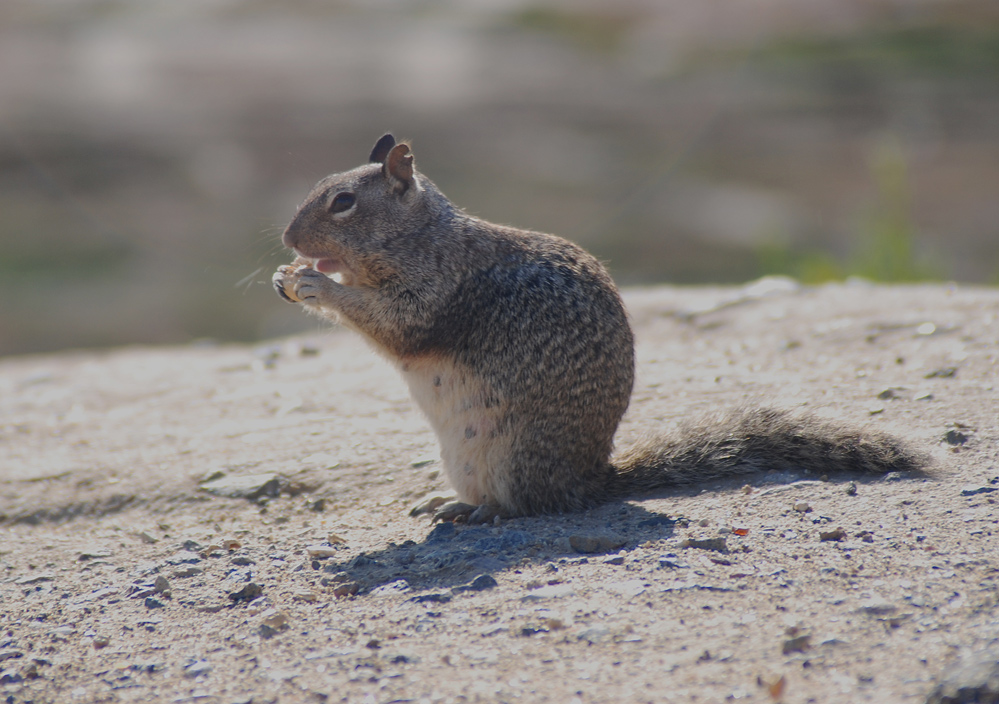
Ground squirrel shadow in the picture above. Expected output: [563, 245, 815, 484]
[309, 469, 927, 598]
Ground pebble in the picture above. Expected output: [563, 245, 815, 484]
[370, 580, 411, 597]
[819, 528, 847, 542]
[184, 660, 212, 678]
[681, 537, 728, 553]
[306, 545, 341, 559]
[577, 626, 610, 644]
[409, 593, 452, 604]
[857, 599, 897, 616]
[144, 597, 166, 609]
[960, 485, 997, 496]
[452, 574, 497, 593]
[332, 582, 360, 598]
[782, 634, 811, 654]
[793, 502, 812, 513]
[0, 669, 22, 684]
[168, 551, 202, 566]
[568, 534, 626, 554]
[945, 430, 970, 446]
[925, 648, 999, 704]
[228, 583, 263, 603]
[15, 573, 55, 585]
[0, 651, 23, 663]
[260, 609, 289, 630]
[199, 473, 283, 501]
[925, 367, 957, 379]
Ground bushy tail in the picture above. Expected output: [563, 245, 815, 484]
[610, 407, 927, 496]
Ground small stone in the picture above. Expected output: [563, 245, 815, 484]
[370, 580, 410, 597]
[154, 575, 171, 593]
[228, 582, 263, 603]
[925, 367, 957, 379]
[467, 574, 498, 591]
[782, 634, 811, 654]
[137, 531, 158, 544]
[144, 597, 166, 609]
[681, 537, 728, 553]
[200, 473, 283, 501]
[0, 651, 23, 663]
[846, 482, 858, 496]
[409, 593, 452, 604]
[945, 430, 970, 446]
[173, 566, 203, 578]
[332, 583, 359, 598]
[961, 485, 998, 497]
[568, 534, 626, 554]
[925, 648, 999, 704]
[293, 590, 318, 603]
[857, 600, 896, 616]
[602, 554, 625, 565]
[184, 660, 212, 678]
[577, 626, 610, 644]
[260, 609, 289, 630]
[15, 573, 55, 585]
[793, 502, 812, 513]
[0, 668, 22, 684]
[78, 547, 113, 561]
[222, 539, 242, 551]
[306, 545, 340, 559]
[819, 527, 847, 542]
[92, 635, 111, 649]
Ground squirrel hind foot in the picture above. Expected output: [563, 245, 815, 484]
[431, 501, 503, 525]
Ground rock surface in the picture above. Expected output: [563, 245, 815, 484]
[1, 281, 997, 703]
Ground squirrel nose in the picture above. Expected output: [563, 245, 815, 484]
[281, 221, 299, 249]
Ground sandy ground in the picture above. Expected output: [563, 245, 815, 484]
[1, 280, 997, 704]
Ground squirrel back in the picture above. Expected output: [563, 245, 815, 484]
[273, 134, 925, 519]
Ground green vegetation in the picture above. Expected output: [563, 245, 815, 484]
[510, 6, 635, 54]
[757, 135, 940, 284]
[754, 25, 999, 76]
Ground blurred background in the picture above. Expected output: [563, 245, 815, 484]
[1, 0, 997, 356]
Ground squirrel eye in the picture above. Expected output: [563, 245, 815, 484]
[328, 191, 356, 214]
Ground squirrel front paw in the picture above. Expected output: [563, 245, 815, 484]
[272, 265, 305, 303]
[272, 265, 337, 306]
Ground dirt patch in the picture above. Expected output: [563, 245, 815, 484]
[1, 281, 997, 703]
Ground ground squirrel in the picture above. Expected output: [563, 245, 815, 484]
[272, 134, 924, 521]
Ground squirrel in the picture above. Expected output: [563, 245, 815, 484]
[272, 133, 925, 522]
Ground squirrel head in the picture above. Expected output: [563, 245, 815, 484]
[282, 133, 444, 287]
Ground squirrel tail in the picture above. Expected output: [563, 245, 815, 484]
[610, 407, 927, 496]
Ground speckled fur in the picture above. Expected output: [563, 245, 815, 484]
[274, 135, 925, 518]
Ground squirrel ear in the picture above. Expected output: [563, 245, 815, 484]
[369, 133, 396, 164]
[384, 143, 414, 194]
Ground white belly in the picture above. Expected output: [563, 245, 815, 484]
[398, 357, 512, 508]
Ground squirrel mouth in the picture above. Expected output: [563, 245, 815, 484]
[292, 252, 352, 285]
[313, 258, 341, 275]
